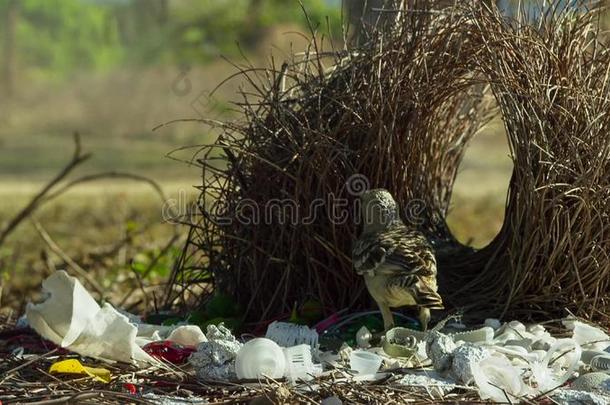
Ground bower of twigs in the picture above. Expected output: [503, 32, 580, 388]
[442, 1, 610, 322]
[167, 1, 610, 326]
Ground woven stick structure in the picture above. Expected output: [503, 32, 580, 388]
[167, 1, 610, 326]
[445, 1, 610, 321]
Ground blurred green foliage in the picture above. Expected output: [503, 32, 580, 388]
[131, 246, 179, 279]
[0, 0, 341, 80]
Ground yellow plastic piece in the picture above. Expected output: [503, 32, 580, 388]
[49, 359, 111, 383]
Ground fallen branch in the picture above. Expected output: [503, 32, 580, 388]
[0, 134, 172, 248]
[0, 133, 89, 246]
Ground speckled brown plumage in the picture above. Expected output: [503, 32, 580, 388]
[353, 189, 443, 330]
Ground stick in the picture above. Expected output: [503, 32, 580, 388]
[0, 133, 89, 246]
[1, 348, 58, 381]
[31, 219, 105, 296]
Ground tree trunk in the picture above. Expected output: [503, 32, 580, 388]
[240, 0, 265, 48]
[345, 0, 394, 45]
[2, 0, 18, 101]
[345, 0, 500, 45]
[158, 0, 169, 26]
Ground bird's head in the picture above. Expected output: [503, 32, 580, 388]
[359, 188, 401, 233]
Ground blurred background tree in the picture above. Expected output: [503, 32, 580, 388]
[0, 0, 342, 178]
[0, 0, 342, 94]
[1, 0, 17, 100]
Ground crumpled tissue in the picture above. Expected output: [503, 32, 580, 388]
[26, 271, 205, 365]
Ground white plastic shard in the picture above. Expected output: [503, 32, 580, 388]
[284, 344, 322, 382]
[544, 339, 581, 387]
[349, 350, 383, 377]
[338, 342, 353, 364]
[356, 326, 372, 349]
[484, 318, 502, 330]
[26, 271, 157, 364]
[563, 319, 610, 351]
[454, 327, 495, 344]
[471, 355, 529, 402]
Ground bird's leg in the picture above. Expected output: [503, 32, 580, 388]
[419, 307, 431, 331]
[378, 301, 395, 331]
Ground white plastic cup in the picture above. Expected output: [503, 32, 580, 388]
[349, 350, 383, 376]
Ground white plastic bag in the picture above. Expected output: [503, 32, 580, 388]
[26, 271, 157, 364]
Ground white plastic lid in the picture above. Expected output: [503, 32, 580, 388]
[235, 338, 286, 379]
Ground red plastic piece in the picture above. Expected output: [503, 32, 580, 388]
[142, 340, 196, 364]
[123, 383, 137, 395]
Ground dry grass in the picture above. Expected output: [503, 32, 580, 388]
[0, 181, 197, 313]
